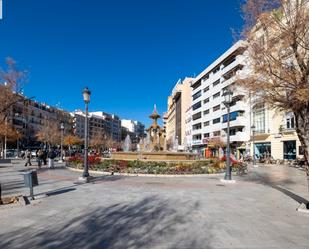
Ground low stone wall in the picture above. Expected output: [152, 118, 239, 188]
[0, 159, 11, 164]
[111, 152, 196, 161]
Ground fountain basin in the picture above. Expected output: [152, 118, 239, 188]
[111, 151, 196, 161]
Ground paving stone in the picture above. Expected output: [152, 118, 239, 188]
[0, 161, 308, 249]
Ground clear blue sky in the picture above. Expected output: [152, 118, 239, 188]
[0, 0, 243, 126]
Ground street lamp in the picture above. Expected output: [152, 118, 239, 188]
[60, 122, 64, 162]
[82, 87, 91, 180]
[251, 125, 257, 167]
[223, 89, 233, 181]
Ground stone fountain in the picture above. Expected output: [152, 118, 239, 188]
[112, 105, 196, 161]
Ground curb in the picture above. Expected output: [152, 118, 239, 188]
[66, 166, 225, 178]
[296, 203, 309, 214]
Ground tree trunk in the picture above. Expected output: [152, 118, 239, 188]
[294, 107, 309, 197]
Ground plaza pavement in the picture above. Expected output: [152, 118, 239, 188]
[0, 160, 308, 249]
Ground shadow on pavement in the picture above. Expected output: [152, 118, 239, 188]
[90, 175, 125, 183]
[0, 196, 210, 249]
[271, 185, 309, 206]
[46, 187, 76, 197]
[1, 179, 25, 191]
[242, 169, 309, 206]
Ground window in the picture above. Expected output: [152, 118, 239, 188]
[229, 129, 236, 136]
[193, 134, 202, 140]
[202, 74, 209, 81]
[192, 101, 201, 111]
[213, 104, 220, 112]
[192, 90, 201, 100]
[213, 92, 220, 99]
[204, 98, 209, 104]
[286, 116, 295, 129]
[193, 123, 202, 130]
[203, 86, 209, 93]
[259, 35, 265, 47]
[213, 130, 221, 136]
[192, 81, 201, 90]
[253, 104, 265, 133]
[204, 133, 210, 138]
[283, 140, 296, 160]
[213, 80, 220, 87]
[192, 112, 202, 121]
[204, 121, 210, 126]
[203, 109, 210, 115]
[212, 66, 220, 74]
[222, 111, 239, 123]
[222, 55, 236, 68]
[299, 146, 304, 155]
[213, 117, 220, 124]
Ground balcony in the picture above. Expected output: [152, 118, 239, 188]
[230, 101, 248, 113]
[280, 126, 296, 134]
[192, 140, 202, 145]
[221, 131, 249, 143]
[221, 55, 245, 76]
[231, 131, 249, 142]
[222, 116, 248, 128]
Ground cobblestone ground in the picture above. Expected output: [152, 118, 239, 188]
[0, 160, 308, 249]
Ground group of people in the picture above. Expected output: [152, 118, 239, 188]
[23, 148, 57, 169]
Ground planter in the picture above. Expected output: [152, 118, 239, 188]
[66, 159, 226, 175]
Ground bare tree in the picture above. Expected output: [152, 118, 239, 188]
[36, 118, 61, 148]
[238, 1, 309, 172]
[0, 58, 27, 157]
[0, 58, 27, 124]
[64, 135, 82, 147]
[90, 134, 106, 154]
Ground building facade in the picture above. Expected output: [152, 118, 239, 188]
[8, 96, 72, 148]
[184, 106, 192, 151]
[165, 77, 193, 150]
[251, 105, 303, 160]
[190, 41, 250, 158]
[188, 40, 302, 160]
[91, 112, 121, 142]
[121, 119, 145, 139]
[73, 111, 122, 142]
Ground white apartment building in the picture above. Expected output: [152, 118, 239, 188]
[190, 40, 250, 158]
[121, 119, 145, 138]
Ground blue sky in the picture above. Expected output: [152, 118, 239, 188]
[0, 0, 244, 126]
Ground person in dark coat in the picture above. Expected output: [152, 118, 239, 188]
[47, 149, 56, 168]
[42, 150, 47, 165]
[37, 149, 44, 168]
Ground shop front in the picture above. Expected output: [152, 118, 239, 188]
[283, 140, 296, 160]
[254, 142, 271, 159]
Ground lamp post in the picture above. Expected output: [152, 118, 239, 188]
[82, 87, 91, 180]
[60, 122, 64, 162]
[251, 125, 257, 167]
[223, 89, 233, 181]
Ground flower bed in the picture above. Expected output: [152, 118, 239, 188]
[66, 156, 243, 175]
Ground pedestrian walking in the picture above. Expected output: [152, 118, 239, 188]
[48, 148, 56, 169]
[42, 150, 47, 165]
[37, 149, 44, 168]
[20, 151, 25, 159]
[24, 150, 32, 167]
